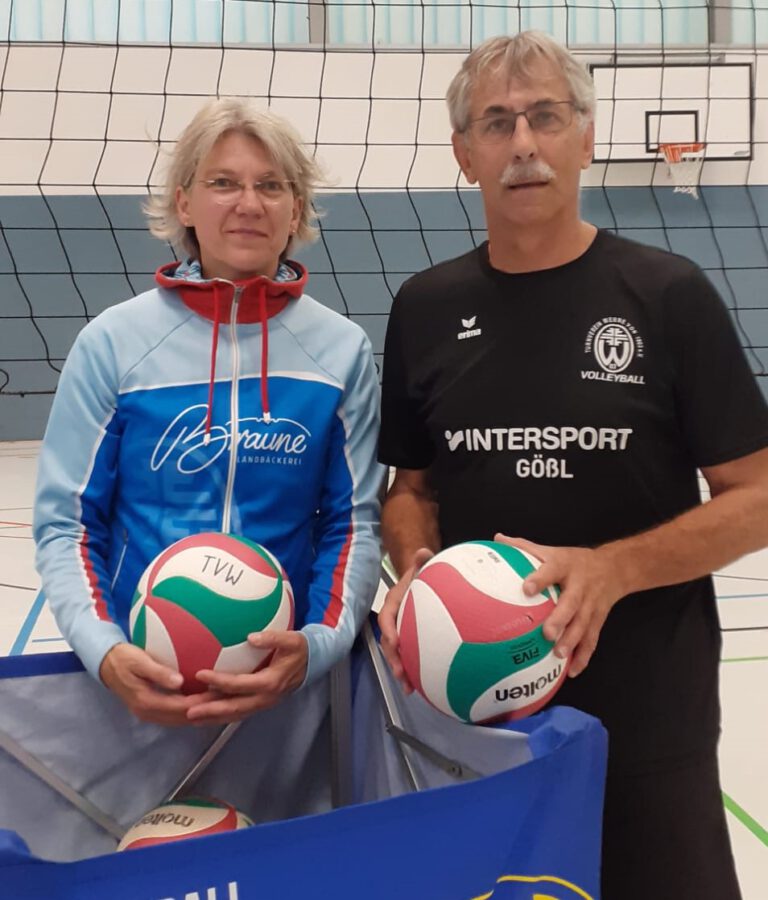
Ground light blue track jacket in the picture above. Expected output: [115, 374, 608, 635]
[33, 259, 383, 684]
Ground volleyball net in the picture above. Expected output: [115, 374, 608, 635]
[1, 0, 767, 440]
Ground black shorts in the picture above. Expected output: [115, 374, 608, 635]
[601, 753, 741, 900]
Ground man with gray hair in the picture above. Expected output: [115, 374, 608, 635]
[377, 30, 768, 898]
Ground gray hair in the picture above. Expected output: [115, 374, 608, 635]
[446, 31, 596, 134]
[145, 98, 323, 259]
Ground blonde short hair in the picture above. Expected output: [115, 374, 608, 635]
[145, 98, 323, 259]
[447, 31, 596, 134]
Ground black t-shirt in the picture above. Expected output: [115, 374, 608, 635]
[379, 230, 768, 772]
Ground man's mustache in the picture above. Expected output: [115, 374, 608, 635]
[500, 161, 555, 187]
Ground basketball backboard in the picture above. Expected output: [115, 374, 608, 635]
[590, 62, 753, 163]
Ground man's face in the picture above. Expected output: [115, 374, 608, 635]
[452, 60, 594, 231]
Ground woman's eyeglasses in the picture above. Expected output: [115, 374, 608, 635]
[197, 177, 295, 203]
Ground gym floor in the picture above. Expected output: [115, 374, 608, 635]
[1, 439, 766, 895]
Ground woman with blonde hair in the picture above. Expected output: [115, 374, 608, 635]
[34, 98, 382, 726]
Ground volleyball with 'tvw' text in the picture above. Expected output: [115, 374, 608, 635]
[396, 540, 567, 723]
[116, 797, 253, 851]
[129, 532, 294, 693]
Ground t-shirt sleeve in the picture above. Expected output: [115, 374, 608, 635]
[664, 265, 768, 467]
[378, 289, 435, 469]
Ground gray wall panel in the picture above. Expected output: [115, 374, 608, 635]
[2, 188, 768, 439]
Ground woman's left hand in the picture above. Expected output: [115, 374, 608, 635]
[187, 631, 309, 725]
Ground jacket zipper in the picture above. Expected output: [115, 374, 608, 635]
[221, 285, 243, 533]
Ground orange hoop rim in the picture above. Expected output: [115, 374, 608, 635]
[659, 142, 706, 163]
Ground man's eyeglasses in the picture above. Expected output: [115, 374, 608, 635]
[197, 177, 294, 203]
[466, 101, 580, 144]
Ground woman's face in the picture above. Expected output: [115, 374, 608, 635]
[175, 131, 303, 282]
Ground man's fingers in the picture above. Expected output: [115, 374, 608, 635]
[379, 609, 411, 693]
[378, 558, 418, 660]
[568, 629, 601, 677]
[378, 600, 399, 644]
[491, 541, 618, 680]
[381, 635, 415, 693]
[378, 611, 414, 693]
[493, 536, 562, 599]
[380, 645, 407, 692]
[412, 547, 435, 570]
[554, 599, 593, 656]
[381, 650, 413, 694]
[541, 582, 581, 642]
[493, 534, 546, 560]
[377, 547, 434, 696]
[395, 677, 414, 695]
[554, 605, 600, 663]
[522, 560, 562, 599]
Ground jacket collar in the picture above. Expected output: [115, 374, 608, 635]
[155, 259, 307, 324]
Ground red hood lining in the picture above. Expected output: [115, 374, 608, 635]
[155, 260, 308, 324]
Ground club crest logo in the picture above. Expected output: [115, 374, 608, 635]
[582, 317, 645, 385]
[594, 322, 634, 372]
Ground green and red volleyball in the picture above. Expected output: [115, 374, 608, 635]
[396, 540, 567, 723]
[129, 532, 294, 693]
[116, 796, 252, 851]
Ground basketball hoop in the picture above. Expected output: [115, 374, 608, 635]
[659, 142, 706, 199]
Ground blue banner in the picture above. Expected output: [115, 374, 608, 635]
[0, 704, 605, 900]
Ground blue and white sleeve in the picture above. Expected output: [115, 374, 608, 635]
[301, 334, 384, 684]
[33, 323, 127, 680]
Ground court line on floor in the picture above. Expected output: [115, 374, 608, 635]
[717, 594, 768, 600]
[717, 574, 768, 582]
[721, 626, 768, 632]
[9, 589, 45, 656]
[722, 656, 768, 663]
[723, 793, 768, 848]
[0, 582, 36, 591]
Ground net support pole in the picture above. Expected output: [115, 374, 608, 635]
[0, 726, 126, 841]
[709, 0, 732, 45]
[362, 620, 422, 792]
[308, 0, 327, 45]
[164, 722, 242, 804]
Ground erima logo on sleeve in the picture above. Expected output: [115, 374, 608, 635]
[458, 315, 482, 340]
